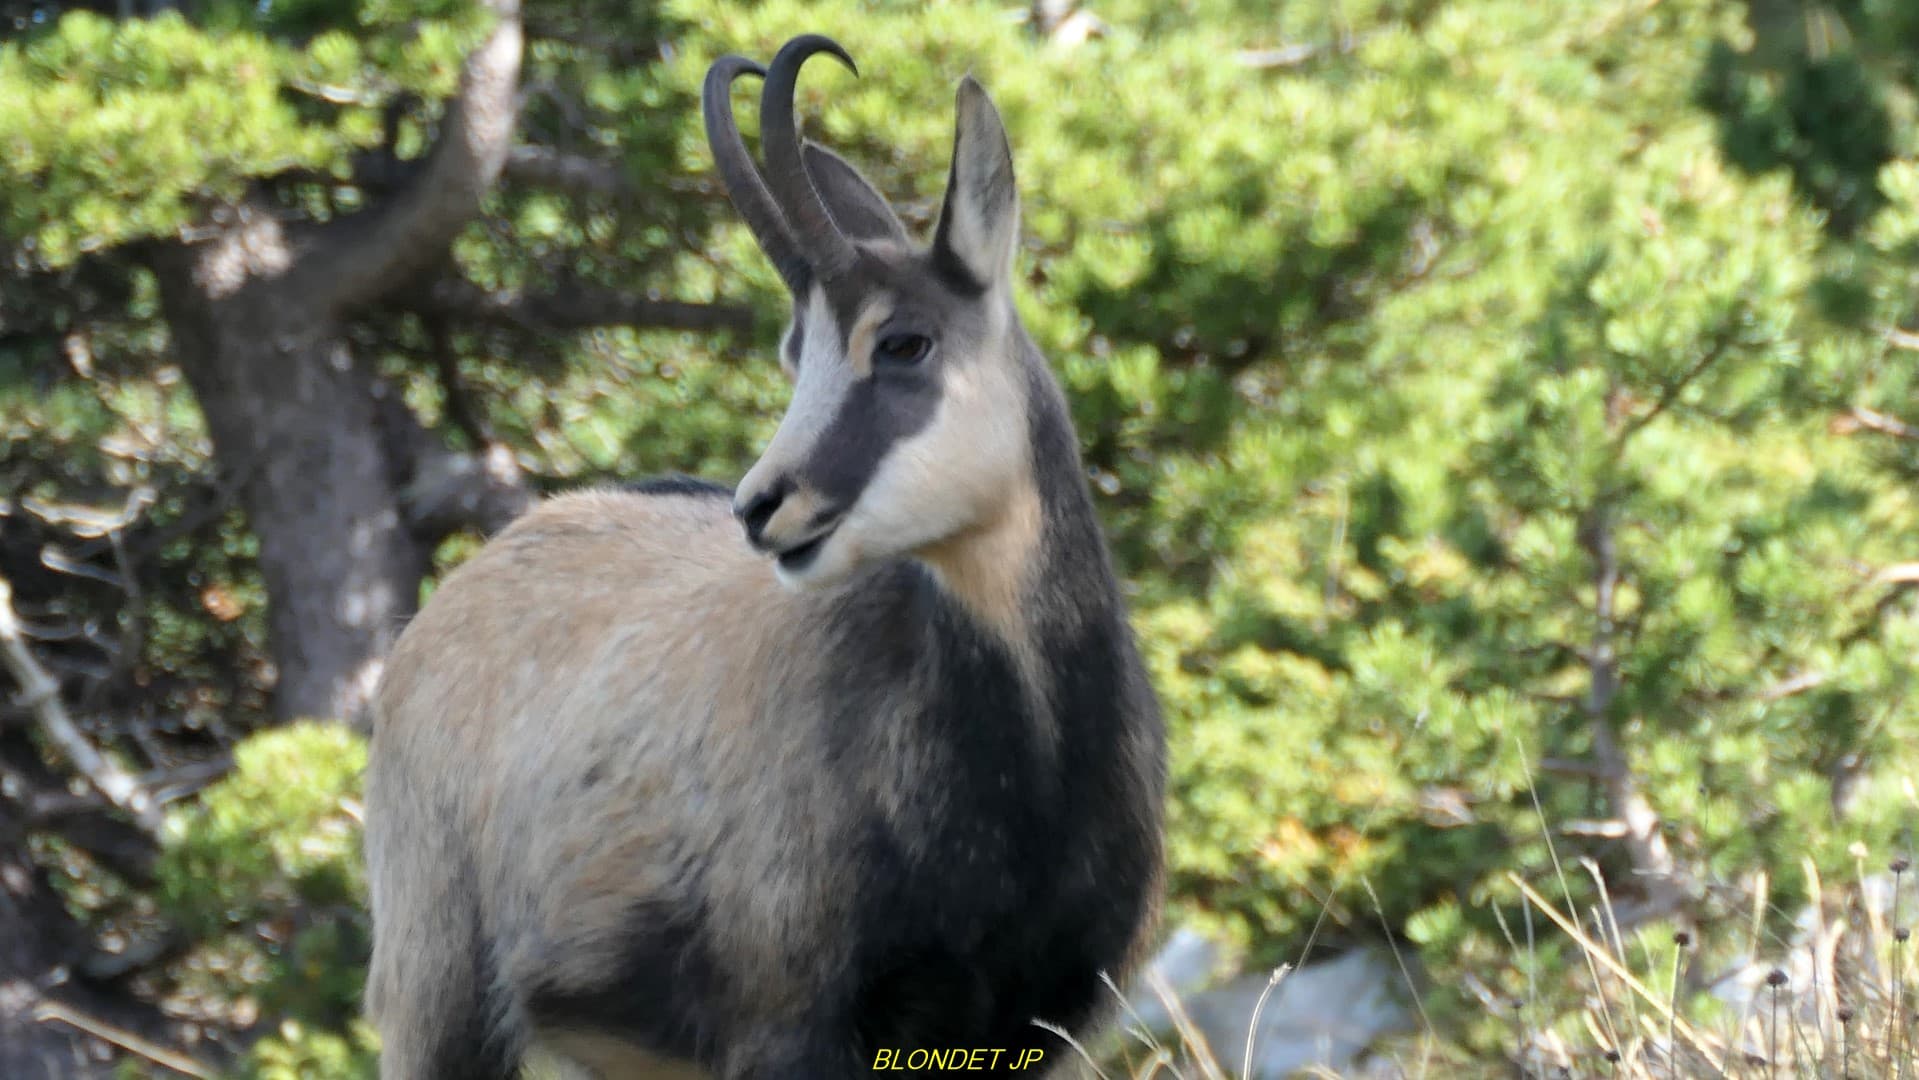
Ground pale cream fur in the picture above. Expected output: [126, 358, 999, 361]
[367, 488, 863, 1075]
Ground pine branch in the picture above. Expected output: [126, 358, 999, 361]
[290, 1, 525, 313]
[504, 145, 635, 201]
[1612, 321, 1740, 450]
[412, 277, 754, 333]
[0, 577, 164, 836]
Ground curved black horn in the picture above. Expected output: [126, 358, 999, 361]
[703, 55, 810, 294]
[760, 34, 861, 282]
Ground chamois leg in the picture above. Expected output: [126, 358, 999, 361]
[532, 1030, 714, 1079]
[717, 1027, 861, 1080]
[366, 950, 518, 1080]
[365, 765, 522, 1079]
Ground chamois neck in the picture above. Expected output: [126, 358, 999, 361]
[917, 476, 1045, 650]
[918, 342, 1125, 652]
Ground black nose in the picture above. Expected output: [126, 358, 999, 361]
[734, 479, 790, 549]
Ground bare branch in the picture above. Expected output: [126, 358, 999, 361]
[1561, 818, 1631, 839]
[1232, 32, 1374, 69]
[370, 381, 533, 540]
[1834, 406, 1919, 441]
[414, 278, 754, 334]
[402, 442, 535, 540]
[1758, 670, 1827, 702]
[9, 756, 232, 824]
[290, 2, 525, 313]
[1021, 1, 1111, 47]
[1026, 0, 1079, 36]
[1877, 562, 1919, 585]
[32, 1000, 213, 1080]
[18, 489, 155, 540]
[0, 747, 159, 884]
[1235, 43, 1324, 68]
[504, 145, 635, 200]
[141, 757, 233, 805]
[1884, 326, 1919, 352]
[0, 577, 163, 836]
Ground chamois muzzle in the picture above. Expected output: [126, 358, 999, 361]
[733, 476, 846, 576]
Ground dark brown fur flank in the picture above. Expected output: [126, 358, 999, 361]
[363, 34, 1166, 1080]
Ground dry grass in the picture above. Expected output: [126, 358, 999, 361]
[1062, 854, 1919, 1080]
[1482, 859, 1919, 1079]
[1062, 743, 1919, 1080]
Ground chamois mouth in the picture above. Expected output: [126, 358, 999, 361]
[775, 524, 839, 574]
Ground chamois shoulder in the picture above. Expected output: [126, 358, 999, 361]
[374, 484, 788, 740]
[484, 483, 741, 568]
[620, 473, 734, 500]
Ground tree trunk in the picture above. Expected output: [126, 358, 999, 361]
[1579, 503, 1685, 918]
[140, 5, 524, 722]
[151, 215, 428, 723]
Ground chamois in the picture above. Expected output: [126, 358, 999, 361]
[363, 33, 1167, 1079]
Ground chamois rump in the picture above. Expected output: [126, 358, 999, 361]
[363, 33, 1167, 1079]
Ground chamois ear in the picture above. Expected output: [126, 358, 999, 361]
[803, 142, 910, 245]
[931, 75, 1019, 292]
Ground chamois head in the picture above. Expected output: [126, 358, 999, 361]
[705, 35, 1033, 589]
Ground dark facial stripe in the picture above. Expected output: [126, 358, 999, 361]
[800, 372, 941, 509]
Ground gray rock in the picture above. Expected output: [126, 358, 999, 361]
[1119, 929, 1416, 1078]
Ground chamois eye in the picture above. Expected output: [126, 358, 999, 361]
[874, 333, 932, 366]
